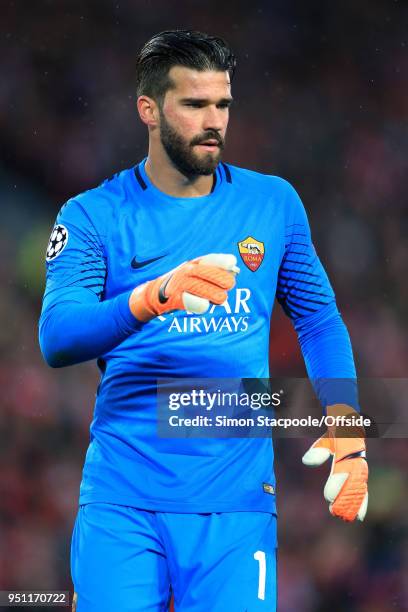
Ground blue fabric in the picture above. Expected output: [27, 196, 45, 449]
[39, 290, 143, 367]
[295, 303, 359, 411]
[39, 160, 357, 513]
[71, 503, 277, 611]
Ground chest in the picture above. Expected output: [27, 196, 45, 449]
[104, 190, 286, 301]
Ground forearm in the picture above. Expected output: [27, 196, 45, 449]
[39, 290, 144, 367]
[295, 302, 359, 410]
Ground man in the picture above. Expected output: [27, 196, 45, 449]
[39, 30, 368, 611]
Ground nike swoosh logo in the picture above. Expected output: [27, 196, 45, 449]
[131, 254, 166, 269]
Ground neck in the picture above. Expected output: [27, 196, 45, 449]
[144, 146, 215, 198]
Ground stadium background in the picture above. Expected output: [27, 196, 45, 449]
[1, 1, 407, 610]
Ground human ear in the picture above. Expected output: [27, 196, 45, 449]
[137, 95, 159, 127]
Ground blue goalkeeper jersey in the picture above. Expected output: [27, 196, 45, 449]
[39, 159, 356, 513]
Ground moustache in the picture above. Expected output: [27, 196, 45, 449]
[190, 132, 224, 149]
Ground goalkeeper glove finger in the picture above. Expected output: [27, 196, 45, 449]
[302, 406, 368, 522]
[129, 253, 240, 322]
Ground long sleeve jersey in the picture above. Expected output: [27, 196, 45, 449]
[39, 159, 356, 513]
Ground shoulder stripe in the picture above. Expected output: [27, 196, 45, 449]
[278, 293, 329, 307]
[277, 286, 332, 299]
[279, 270, 321, 279]
[278, 276, 322, 287]
[282, 259, 314, 268]
[277, 298, 314, 318]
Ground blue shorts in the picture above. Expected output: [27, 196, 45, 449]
[71, 503, 277, 611]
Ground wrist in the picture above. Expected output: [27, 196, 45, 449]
[129, 284, 157, 322]
[326, 404, 366, 462]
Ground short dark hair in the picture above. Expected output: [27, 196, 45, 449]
[136, 29, 236, 103]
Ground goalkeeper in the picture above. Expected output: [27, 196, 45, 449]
[39, 29, 367, 612]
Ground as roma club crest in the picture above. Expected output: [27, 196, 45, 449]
[238, 236, 265, 272]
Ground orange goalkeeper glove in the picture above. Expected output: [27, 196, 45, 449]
[302, 405, 368, 522]
[129, 253, 239, 322]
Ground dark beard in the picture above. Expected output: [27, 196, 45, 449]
[159, 110, 224, 177]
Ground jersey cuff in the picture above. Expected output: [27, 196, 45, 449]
[115, 290, 147, 333]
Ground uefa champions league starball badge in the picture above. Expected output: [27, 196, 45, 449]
[46, 224, 69, 261]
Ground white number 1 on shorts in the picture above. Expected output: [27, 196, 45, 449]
[253, 550, 266, 600]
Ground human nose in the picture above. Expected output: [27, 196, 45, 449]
[202, 105, 226, 132]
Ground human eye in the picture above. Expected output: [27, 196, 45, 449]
[217, 100, 233, 109]
[184, 101, 204, 108]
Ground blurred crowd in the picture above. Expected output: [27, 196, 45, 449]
[1, 1, 407, 610]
